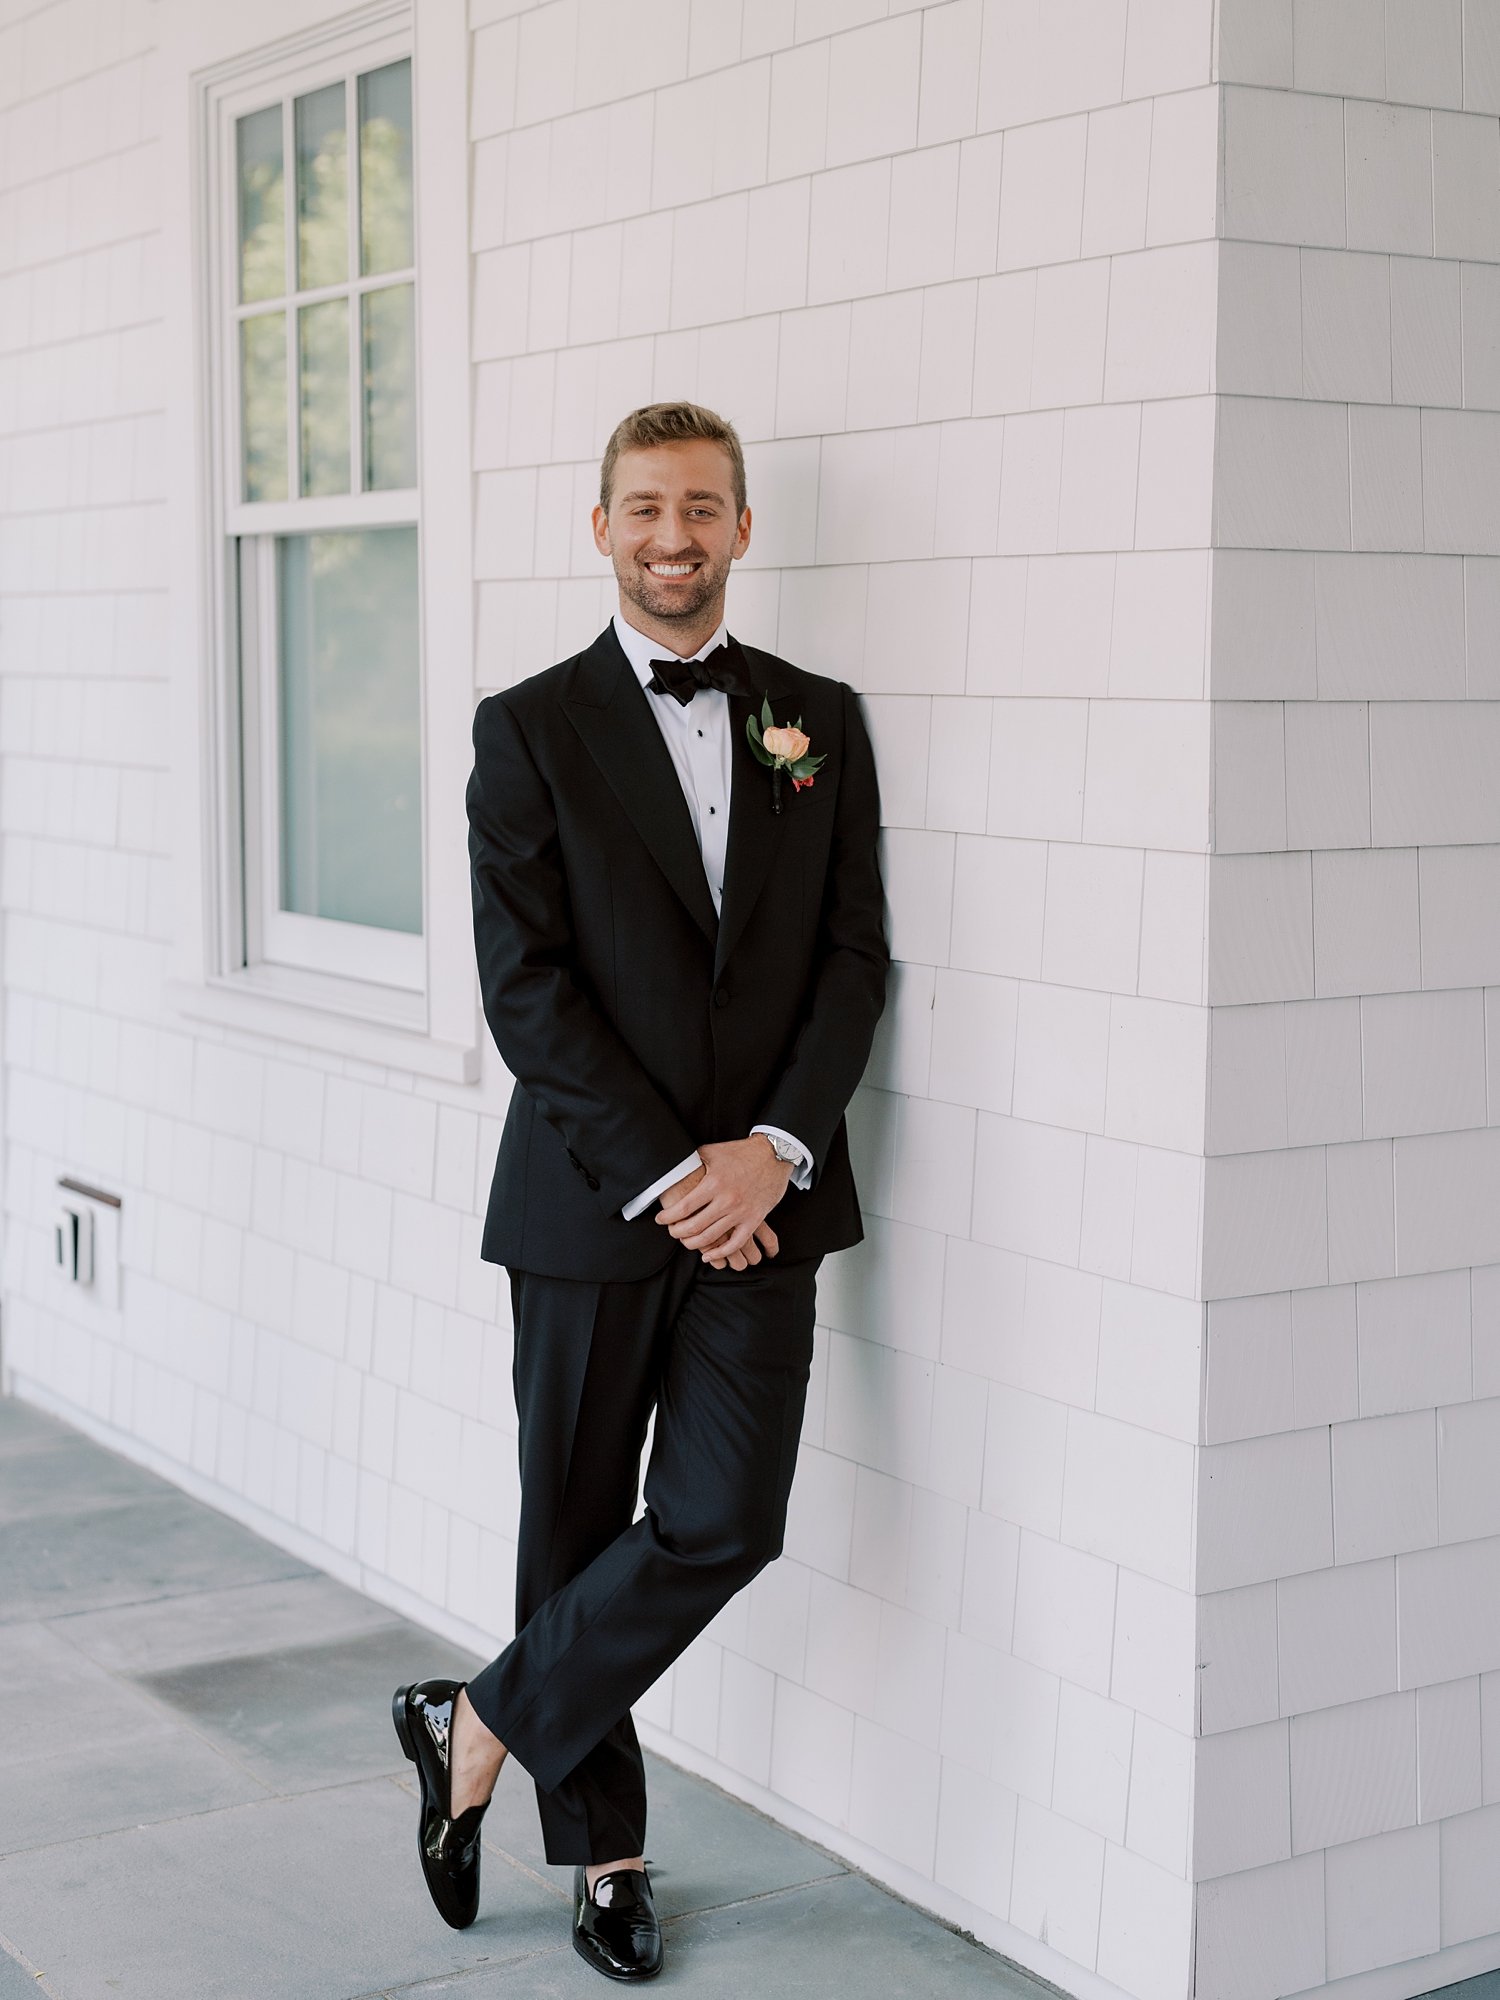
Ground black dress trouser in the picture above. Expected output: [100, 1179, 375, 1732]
[463, 1244, 820, 1864]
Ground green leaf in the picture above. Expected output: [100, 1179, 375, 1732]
[746, 712, 763, 746]
[760, 695, 774, 730]
[789, 753, 826, 779]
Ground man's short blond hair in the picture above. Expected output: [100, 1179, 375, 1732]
[599, 402, 747, 518]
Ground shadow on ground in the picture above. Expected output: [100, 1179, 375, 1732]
[0, 1394, 1048, 2000]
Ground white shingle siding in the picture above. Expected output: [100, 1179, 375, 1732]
[12, 1, 1500, 1995]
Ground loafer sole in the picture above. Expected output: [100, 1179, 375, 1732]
[391, 1684, 418, 1762]
[572, 1930, 663, 1981]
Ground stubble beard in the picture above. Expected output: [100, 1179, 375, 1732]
[615, 548, 733, 628]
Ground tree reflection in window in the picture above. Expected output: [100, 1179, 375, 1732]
[278, 527, 421, 935]
[236, 59, 413, 501]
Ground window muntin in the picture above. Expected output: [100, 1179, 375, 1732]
[232, 57, 415, 508]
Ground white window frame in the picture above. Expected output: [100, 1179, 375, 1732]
[240, 530, 425, 996]
[160, 0, 479, 1081]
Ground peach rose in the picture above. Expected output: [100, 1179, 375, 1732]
[762, 724, 811, 763]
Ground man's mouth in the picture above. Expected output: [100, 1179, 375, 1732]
[643, 561, 701, 577]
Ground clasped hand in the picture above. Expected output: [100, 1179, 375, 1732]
[655, 1137, 793, 1270]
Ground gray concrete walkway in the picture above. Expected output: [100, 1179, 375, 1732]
[0, 1394, 1051, 2000]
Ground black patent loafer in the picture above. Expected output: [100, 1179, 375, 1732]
[392, 1679, 488, 1930]
[572, 1865, 663, 1981]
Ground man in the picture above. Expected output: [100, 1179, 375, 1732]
[392, 402, 888, 1981]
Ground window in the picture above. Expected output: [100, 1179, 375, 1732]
[179, 4, 476, 1078]
[217, 28, 425, 1009]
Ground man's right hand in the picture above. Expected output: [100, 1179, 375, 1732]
[658, 1163, 708, 1212]
[657, 1166, 779, 1271]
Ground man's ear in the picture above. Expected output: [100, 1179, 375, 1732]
[591, 503, 611, 556]
[733, 505, 752, 559]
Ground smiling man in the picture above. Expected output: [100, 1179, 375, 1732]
[392, 403, 889, 1981]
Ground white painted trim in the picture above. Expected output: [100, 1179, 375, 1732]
[226, 489, 418, 534]
[164, 975, 477, 1081]
[4, 1373, 507, 1650]
[159, 0, 481, 1083]
[406, 0, 480, 1065]
[1283, 1933, 1500, 2000]
[260, 908, 426, 988]
[6, 1373, 374, 1579]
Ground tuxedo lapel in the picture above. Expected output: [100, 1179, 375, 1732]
[716, 636, 792, 981]
[562, 626, 719, 944]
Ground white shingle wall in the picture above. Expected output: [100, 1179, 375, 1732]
[1198, 3, 1500, 1993]
[0, 3, 1209, 1994]
[466, 7, 1213, 1992]
[8, 4, 1421, 1999]
[0, 0, 513, 1651]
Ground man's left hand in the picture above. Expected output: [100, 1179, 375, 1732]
[655, 1136, 792, 1262]
[703, 1218, 780, 1273]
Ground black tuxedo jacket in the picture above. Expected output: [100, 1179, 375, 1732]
[466, 620, 889, 1281]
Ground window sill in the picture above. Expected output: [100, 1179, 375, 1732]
[166, 972, 480, 1083]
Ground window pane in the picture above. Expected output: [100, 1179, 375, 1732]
[277, 529, 421, 936]
[295, 83, 347, 291]
[362, 283, 416, 490]
[241, 311, 288, 501]
[359, 59, 413, 275]
[237, 103, 285, 304]
[299, 297, 350, 496]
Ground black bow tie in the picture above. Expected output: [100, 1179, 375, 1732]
[646, 644, 752, 705]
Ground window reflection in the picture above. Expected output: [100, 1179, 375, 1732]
[277, 528, 422, 936]
[241, 311, 287, 501]
[236, 59, 415, 503]
[299, 297, 350, 496]
[362, 283, 415, 490]
[295, 83, 347, 291]
[359, 60, 413, 277]
[237, 103, 284, 304]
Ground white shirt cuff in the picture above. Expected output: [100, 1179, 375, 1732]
[751, 1125, 813, 1192]
[621, 1150, 702, 1221]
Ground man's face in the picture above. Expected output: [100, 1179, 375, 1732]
[592, 439, 752, 629]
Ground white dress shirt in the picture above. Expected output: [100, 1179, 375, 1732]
[610, 610, 813, 1221]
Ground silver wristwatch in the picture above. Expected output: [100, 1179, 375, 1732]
[760, 1132, 801, 1167]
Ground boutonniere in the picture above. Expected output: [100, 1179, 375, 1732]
[746, 698, 826, 814]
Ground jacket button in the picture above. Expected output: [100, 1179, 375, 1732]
[586, 1175, 600, 1191]
[714, 987, 730, 1009]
